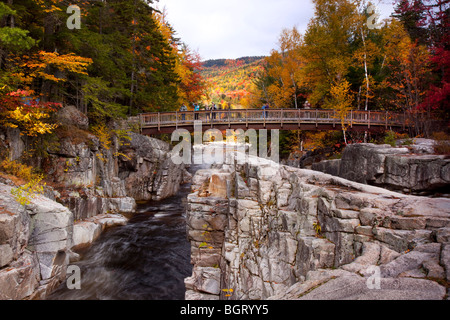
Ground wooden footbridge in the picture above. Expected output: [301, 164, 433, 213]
[139, 109, 408, 135]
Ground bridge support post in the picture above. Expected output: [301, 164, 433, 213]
[246, 110, 248, 128]
[176, 111, 178, 130]
[368, 110, 371, 129]
[386, 111, 388, 130]
[158, 112, 160, 132]
[281, 110, 283, 128]
[350, 110, 353, 128]
[333, 110, 336, 128]
[264, 111, 266, 128]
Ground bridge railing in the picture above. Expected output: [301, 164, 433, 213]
[140, 109, 406, 129]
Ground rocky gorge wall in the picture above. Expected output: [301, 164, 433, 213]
[311, 141, 450, 195]
[0, 106, 190, 299]
[185, 153, 450, 300]
[0, 181, 132, 299]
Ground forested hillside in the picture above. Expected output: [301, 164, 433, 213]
[0, 0, 206, 127]
[201, 56, 265, 108]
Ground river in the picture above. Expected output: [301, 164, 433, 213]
[47, 168, 199, 300]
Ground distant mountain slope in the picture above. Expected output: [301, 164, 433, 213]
[201, 56, 265, 108]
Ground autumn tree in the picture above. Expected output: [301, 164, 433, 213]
[416, 0, 449, 122]
[262, 27, 304, 109]
[393, 0, 429, 45]
[301, 0, 359, 107]
[0, 89, 61, 136]
[326, 79, 354, 144]
[382, 19, 431, 109]
[0, 1, 35, 84]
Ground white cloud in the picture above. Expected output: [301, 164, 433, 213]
[155, 0, 394, 61]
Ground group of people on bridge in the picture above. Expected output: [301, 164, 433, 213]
[179, 103, 229, 121]
[178, 100, 313, 122]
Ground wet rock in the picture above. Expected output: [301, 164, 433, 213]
[185, 267, 221, 295]
[72, 213, 128, 250]
[72, 222, 102, 250]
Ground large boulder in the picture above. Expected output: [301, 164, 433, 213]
[0, 183, 74, 299]
[312, 143, 450, 194]
[56, 105, 89, 130]
[338, 143, 410, 184]
[26, 193, 73, 283]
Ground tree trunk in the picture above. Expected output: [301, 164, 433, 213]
[129, 0, 137, 115]
[8, 0, 14, 28]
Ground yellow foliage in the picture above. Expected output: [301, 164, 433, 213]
[0, 159, 38, 182]
[5, 107, 58, 136]
[13, 51, 92, 86]
[91, 124, 111, 150]
[327, 79, 353, 125]
[11, 175, 45, 206]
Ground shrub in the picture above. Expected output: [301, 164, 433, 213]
[0, 159, 45, 205]
[91, 124, 111, 150]
[401, 139, 413, 146]
[384, 130, 397, 147]
[0, 159, 37, 182]
[10, 175, 45, 205]
[432, 132, 450, 155]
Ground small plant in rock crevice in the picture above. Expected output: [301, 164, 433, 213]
[313, 221, 322, 237]
[10, 174, 45, 206]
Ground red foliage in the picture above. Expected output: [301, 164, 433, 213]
[396, 0, 450, 114]
[419, 46, 450, 111]
[0, 90, 62, 114]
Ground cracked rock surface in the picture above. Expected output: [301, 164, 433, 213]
[312, 142, 450, 194]
[185, 154, 450, 300]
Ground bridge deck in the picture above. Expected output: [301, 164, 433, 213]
[139, 109, 406, 135]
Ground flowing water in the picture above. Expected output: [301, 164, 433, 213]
[48, 169, 199, 300]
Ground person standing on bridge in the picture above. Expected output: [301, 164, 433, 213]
[262, 103, 269, 118]
[180, 104, 187, 121]
[303, 100, 311, 109]
[212, 103, 217, 121]
[206, 104, 211, 122]
[194, 103, 200, 120]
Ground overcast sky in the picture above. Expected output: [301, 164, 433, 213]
[155, 0, 395, 61]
